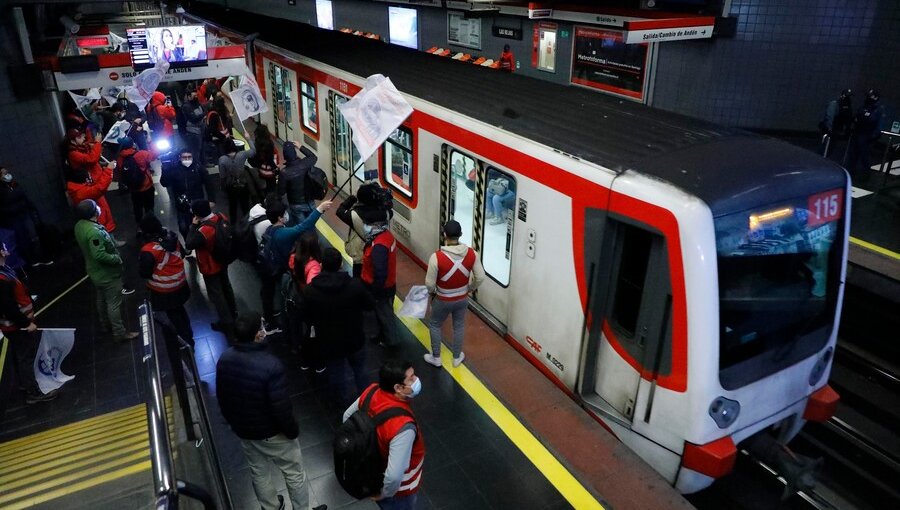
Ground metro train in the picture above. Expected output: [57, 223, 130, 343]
[191, 11, 847, 493]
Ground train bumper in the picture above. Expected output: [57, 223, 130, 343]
[802, 384, 840, 422]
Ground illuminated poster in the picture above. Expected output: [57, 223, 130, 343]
[316, 0, 334, 31]
[388, 7, 418, 50]
[571, 27, 650, 102]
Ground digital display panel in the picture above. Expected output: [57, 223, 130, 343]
[388, 7, 418, 50]
[127, 25, 207, 71]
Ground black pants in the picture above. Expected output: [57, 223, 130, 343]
[164, 305, 194, 346]
[131, 187, 155, 224]
[6, 329, 39, 396]
[259, 271, 280, 324]
[203, 270, 236, 326]
[225, 185, 250, 223]
[328, 348, 368, 407]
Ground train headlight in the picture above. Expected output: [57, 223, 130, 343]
[709, 396, 740, 429]
[808, 346, 833, 386]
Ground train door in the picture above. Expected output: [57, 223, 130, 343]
[266, 61, 296, 142]
[440, 145, 515, 325]
[328, 91, 365, 190]
[582, 217, 671, 421]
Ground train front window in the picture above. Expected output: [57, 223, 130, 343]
[715, 189, 844, 389]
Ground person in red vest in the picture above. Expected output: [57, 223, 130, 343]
[138, 215, 193, 344]
[0, 242, 58, 404]
[423, 220, 485, 368]
[65, 128, 120, 241]
[499, 44, 515, 72]
[360, 221, 398, 347]
[146, 91, 177, 139]
[117, 137, 158, 226]
[185, 200, 236, 336]
[342, 359, 425, 509]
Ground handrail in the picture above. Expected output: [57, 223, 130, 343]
[139, 302, 178, 508]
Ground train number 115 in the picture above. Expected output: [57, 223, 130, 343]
[807, 189, 844, 227]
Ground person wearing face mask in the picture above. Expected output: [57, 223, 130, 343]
[65, 128, 120, 239]
[161, 149, 215, 240]
[342, 360, 425, 509]
[73, 199, 138, 343]
[0, 166, 46, 266]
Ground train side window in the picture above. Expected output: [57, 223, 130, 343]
[384, 126, 413, 197]
[300, 80, 318, 134]
[482, 167, 516, 287]
[609, 224, 653, 338]
[332, 94, 364, 179]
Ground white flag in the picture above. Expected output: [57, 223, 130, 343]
[229, 74, 268, 121]
[33, 328, 76, 394]
[102, 120, 133, 143]
[337, 74, 412, 162]
[100, 85, 125, 106]
[126, 59, 170, 109]
[68, 88, 101, 113]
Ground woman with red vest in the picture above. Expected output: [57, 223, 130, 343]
[66, 128, 118, 236]
[360, 222, 398, 347]
[423, 220, 485, 368]
[0, 242, 58, 403]
[138, 215, 193, 345]
[342, 360, 425, 508]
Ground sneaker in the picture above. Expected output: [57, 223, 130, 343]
[315, 367, 326, 374]
[25, 389, 60, 404]
[423, 353, 442, 367]
[300, 364, 310, 371]
[115, 239, 127, 248]
[121, 286, 135, 295]
[489, 216, 505, 225]
[115, 331, 140, 342]
[452, 352, 466, 367]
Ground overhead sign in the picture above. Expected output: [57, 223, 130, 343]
[528, 3, 552, 19]
[623, 17, 715, 44]
[54, 57, 246, 91]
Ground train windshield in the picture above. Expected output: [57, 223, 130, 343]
[715, 189, 844, 389]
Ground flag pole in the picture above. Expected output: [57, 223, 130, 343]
[331, 159, 366, 199]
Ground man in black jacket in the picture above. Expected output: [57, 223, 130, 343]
[303, 248, 375, 404]
[216, 313, 326, 510]
[277, 141, 318, 226]
[160, 149, 215, 240]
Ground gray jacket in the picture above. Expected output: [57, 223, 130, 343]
[218, 140, 256, 188]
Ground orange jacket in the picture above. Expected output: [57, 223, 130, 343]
[66, 165, 115, 232]
[117, 147, 157, 192]
[147, 91, 176, 138]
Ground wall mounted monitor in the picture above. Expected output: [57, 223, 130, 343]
[388, 7, 418, 50]
[127, 25, 208, 71]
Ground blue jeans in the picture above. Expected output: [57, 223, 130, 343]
[377, 493, 417, 510]
[486, 190, 514, 217]
[287, 202, 313, 227]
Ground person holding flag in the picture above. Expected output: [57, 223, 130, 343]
[0, 242, 58, 404]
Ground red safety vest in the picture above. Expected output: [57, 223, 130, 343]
[434, 248, 476, 302]
[363, 384, 425, 497]
[361, 231, 397, 289]
[0, 267, 34, 332]
[141, 241, 187, 293]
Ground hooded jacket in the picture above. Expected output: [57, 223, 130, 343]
[66, 145, 116, 232]
[277, 144, 318, 205]
[117, 146, 156, 192]
[147, 91, 176, 138]
[303, 270, 375, 359]
[74, 218, 123, 285]
[425, 243, 486, 297]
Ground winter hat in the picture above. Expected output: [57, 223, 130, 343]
[443, 220, 462, 238]
[75, 199, 98, 220]
[118, 136, 134, 149]
[282, 142, 298, 162]
[140, 214, 163, 235]
[357, 183, 378, 205]
[190, 199, 211, 218]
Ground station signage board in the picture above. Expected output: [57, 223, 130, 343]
[492, 26, 522, 41]
[622, 17, 715, 44]
[570, 27, 650, 102]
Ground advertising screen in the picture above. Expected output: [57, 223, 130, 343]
[317, 0, 334, 31]
[570, 27, 649, 102]
[127, 25, 207, 71]
[388, 7, 418, 50]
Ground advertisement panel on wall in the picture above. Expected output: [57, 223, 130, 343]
[316, 0, 334, 30]
[388, 7, 418, 50]
[448, 11, 481, 49]
[570, 27, 650, 102]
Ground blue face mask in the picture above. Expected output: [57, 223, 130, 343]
[407, 377, 422, 398]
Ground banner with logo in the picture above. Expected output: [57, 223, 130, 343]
[337, 74, 413, 162]
[68, 88, 101, 113]
[102, 120, 133, 144]
[125, 59, 170, 109]
[33, 328, 76, 394]
[570, 27, 651, 102]
[229, 74, 268, 121]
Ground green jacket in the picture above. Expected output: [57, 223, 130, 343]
[75, 219, 123, 285]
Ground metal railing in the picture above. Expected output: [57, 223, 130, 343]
[140, 302, 232, 510]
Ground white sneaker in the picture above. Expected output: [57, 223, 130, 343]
[452, 352, 466, 368]
[423, 353, 442, 367]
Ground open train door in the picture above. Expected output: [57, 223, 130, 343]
[438, 144, 513, 327]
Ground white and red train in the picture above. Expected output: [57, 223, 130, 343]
[191, 10, 847, 493]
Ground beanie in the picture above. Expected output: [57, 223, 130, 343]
[191, 199, 211, 218]
[75, 199, 98, 220]
[140, 214, 163, 235]
[282, 142, 298, 162]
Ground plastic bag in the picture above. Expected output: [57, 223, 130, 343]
[398, 285, 430, 319]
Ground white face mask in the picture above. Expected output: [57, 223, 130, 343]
[1, 173, 11, 183]
[181, 159, 193, 167]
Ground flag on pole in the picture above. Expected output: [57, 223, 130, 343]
[100, 85, 125, 106]
[68, 88, 101, 113]
[102, 120, 132, 143]
[337, 74, 413, 161]
[125, 59, 170, 109]
[33, 328, 76, 394]
[229, 74, 269, 121]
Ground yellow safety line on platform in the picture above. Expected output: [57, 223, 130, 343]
[849, 236, 900, 260]
[0, 336, 7, 387]
[3, 461, 152, 510]
[316, 220, 605, 510]
[33, 274, 89, 317]
[0, 405, 146, 453]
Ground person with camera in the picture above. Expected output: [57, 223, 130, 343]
[146, 91, 177, 139]
[336, 183, 393, 278]
[161, 148, 215, 240]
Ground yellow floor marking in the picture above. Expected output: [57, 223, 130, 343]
[316, 220, 605, 509]
[0, 336, 7, 387]
[33, 275, 89, 317]
[2, 443, 149, 491]
[0, 405, 146, 455]
[2, 460, 152, 510]
[849, 236, 900, 260]
[0, 426, 148, 473]
[0, 419, 148, 468]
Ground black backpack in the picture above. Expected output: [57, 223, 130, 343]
[256, 224, 285, 277]
[233, 214, 267, 263]
[202, 215, 237, 264]
[334, 387, 414, 499]
[121, 155, 145, 190]
[305, 166, 329, 201]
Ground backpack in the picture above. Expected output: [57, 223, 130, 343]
[256, 224, 285, 277]
[305, 166, 329, 201]
[233, 214, 267, 263]
[334, 387, 414, 499]
[121, 155, 145, 190]
[202, 214, 236, 264]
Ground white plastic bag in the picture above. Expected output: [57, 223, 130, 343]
[398, 285, 430, 319]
